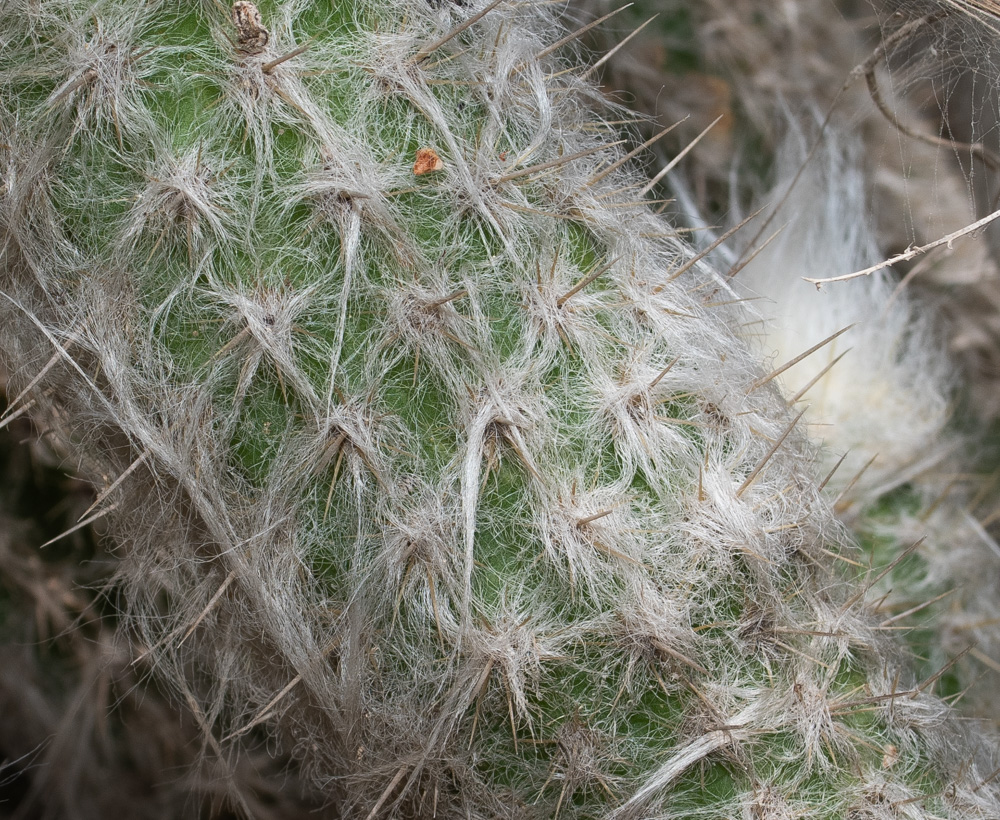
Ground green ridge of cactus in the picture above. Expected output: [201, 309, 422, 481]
[1, 1, 998, 817]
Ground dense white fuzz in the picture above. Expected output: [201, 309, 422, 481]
[124, 144, 233, 264]
[736, 129, 1000, 717]
[738, 135, 955, 495]
[41, 8, 158, 146]
[539, 476, 646, 594]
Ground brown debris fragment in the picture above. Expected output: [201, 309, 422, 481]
[231, 1, 270, 56]
[413, 147, 444, 175]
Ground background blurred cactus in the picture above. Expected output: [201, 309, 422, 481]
[2, 1, 1000, 818]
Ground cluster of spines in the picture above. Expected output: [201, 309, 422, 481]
[1, 0, 999, 817]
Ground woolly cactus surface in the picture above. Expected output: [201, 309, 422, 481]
[1, 1, 998, 817]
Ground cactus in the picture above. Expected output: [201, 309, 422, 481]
[2, 1, 999, 817]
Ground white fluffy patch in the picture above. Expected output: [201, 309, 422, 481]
[737, 132, 955, 500]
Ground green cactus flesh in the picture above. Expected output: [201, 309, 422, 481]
[1, 1, 998, 817]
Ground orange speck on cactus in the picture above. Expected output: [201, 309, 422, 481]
[413, 147, 444, 175]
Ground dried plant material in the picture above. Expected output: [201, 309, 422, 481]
[231, 1, 270, 56]
[412, 146, 444, 175]
[940, 0, 1000, 30]
[805, 205, 1000, 287]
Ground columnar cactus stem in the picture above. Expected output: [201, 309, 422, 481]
[1, 1, 999, 817]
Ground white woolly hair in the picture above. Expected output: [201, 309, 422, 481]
[738, 125, 956, 501]
[736, 120, 1000, 721]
